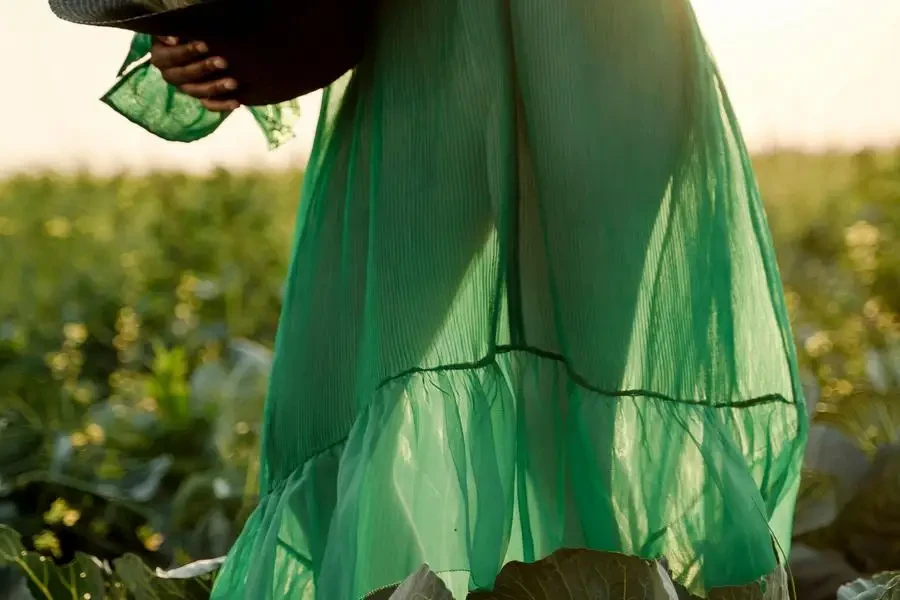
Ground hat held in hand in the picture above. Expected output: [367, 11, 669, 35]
[47, 0, 372, 106]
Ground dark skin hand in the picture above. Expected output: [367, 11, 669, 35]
[150, 36, 240, 112]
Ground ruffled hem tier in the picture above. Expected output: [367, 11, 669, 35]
[210, 350, 801, 600]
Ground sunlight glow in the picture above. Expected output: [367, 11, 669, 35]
[0, 0, 897, 173]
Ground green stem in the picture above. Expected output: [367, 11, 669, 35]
[16, 558, 54, 600]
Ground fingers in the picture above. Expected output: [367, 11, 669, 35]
[201, 98, 240, 112]
[183, 77, 240, 112]
[179, 76, 237, 97]
[150, 36, 239, 111]
[163, 55, 230, 86]
[150, 38, 210, 70]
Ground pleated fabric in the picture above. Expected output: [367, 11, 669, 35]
[210, 0, 807, 597]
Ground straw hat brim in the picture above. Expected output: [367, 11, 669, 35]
[47, 0, 239, 36]
[47, 0, 372, 106]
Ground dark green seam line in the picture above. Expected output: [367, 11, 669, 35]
[375, 344, 793, 409]
[268, 346, 795, 494]
[276, 538, 314, 571]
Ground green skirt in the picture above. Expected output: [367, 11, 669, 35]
[210, 0, 806, 597]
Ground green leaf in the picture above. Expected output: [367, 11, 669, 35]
[0, 567, 34, 600]
[377, 565, 453, 600]
[703, 566, 788, 600]
[832, 444, 900, 572]
[189, 361, 230, 406]
[125, 455, 174, 502]
[229, 339, 274, 372]
[794, 424, 872, 536]
[837, 572, 900, 600]
[0, 409, 44, 481]
[469, 549, 679, 600]
[0, 525, 108, 600]
[0, 525, 223, 600]
[114, 553, 218, 600]
[368, 552, 788, 600]
[789, 544, 859, 600]
[804, 424, 870, 501]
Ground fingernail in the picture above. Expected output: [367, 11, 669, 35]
[163, 36, 178, 45]
[213, 57, 227, 69]
[194, 41, 208, 53]
[223, 79, 238, 90]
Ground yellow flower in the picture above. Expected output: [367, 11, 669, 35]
[138, 396, 159, 413]
[44, 217, 72, 239]
[44, 498, 71, 525]
[863, 298, 882, 320]
[844, 220, 880, 248]
[85, 423, 106, 444]
[174, 302, 193, 321]
[176, 273, 198, 301]
[33, 530, 62, 559]
[804, 331, 833, 358]
[63, 323, 88, 345]
[73, 386, 93, 405]
[144, 533, 165, 552]
[63, 509, 81, 527]
[45, 351, 69, 374]
[138, 525, 165, 552]
[834, 380, 854, 396]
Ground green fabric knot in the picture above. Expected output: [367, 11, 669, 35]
[102, 33, 301, 149]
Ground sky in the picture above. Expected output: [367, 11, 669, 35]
[0, 0, 898, 174]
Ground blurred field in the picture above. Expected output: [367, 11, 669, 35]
[0, 148, 899, 593]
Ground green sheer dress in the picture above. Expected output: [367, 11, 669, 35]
[110, 0, 807, 597]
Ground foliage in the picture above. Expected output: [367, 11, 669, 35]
[769, 149, 900, 453]
[0, 170, 298, 579]
[0, 524, 219, 600]
[765, 149, 900, 598]
[0, 147, 898, 597]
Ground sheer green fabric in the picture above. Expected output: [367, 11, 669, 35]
[195, 0, 803, 598]
[105, 33, 301, 148]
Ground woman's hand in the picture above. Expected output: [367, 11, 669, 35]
[150, 37, 241, 112]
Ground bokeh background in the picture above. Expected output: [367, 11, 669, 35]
[1, 1, 899, 598]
